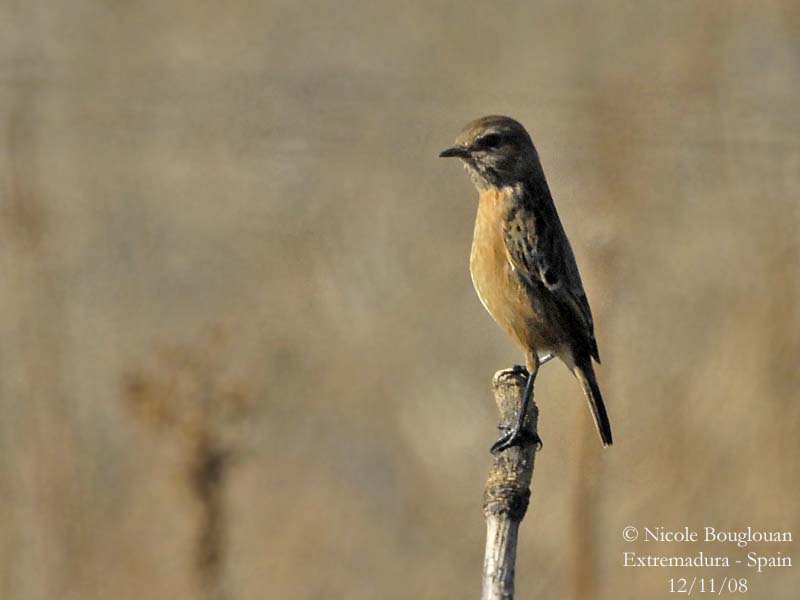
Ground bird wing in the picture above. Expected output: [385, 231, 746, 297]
[503, 194, 600, 362]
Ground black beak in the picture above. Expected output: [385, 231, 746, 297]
[438, 146, 471, 159]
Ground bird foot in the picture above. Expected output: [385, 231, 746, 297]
[491, 425, 542, 454]
[497, 364, 528, 381]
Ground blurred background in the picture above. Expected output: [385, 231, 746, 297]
[1, 1, 798, 599]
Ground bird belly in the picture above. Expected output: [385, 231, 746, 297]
[469, 197, 560, 356]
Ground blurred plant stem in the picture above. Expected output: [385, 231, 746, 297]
[123, 329, 252, 600]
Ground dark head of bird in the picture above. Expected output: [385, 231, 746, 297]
[439, 115, 544, 191]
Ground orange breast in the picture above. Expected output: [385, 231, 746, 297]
[468, 188, 558, 355]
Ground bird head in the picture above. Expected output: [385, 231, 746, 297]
[439, 115, 542, 190]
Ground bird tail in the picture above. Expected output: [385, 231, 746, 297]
[573, 360, 613, 447]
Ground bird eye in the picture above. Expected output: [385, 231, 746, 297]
[476, 133, 501, 148]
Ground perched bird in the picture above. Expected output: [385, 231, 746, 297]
[439, 115, 612, 453]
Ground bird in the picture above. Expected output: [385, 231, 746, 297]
[439, 115, 612, 453]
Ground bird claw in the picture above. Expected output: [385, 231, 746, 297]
[490, 426, 542, 454]
[497, 364, 528, 382]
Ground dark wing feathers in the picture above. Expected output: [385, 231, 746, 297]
[503, 190, 600, 363]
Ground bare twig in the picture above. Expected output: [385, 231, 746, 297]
[482, 368, 540, 600]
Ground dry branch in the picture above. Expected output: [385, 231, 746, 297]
[482, 368, 540, 600]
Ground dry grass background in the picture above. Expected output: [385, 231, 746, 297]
[1, 1, 799, 599]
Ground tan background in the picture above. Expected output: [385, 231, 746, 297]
[1, 1, 799, 599]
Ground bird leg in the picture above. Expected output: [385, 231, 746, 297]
[491, 366, 542, 454]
